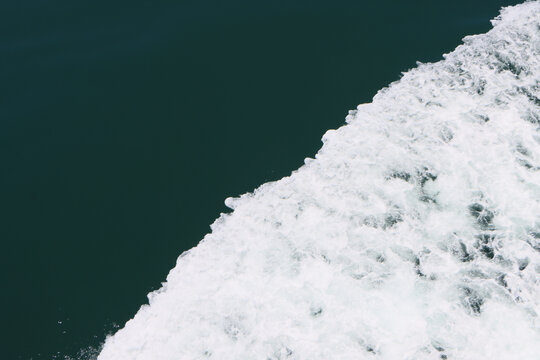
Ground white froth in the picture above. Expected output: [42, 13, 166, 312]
[98, 2, 540, 359]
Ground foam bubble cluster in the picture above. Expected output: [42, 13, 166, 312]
[98, 2, 540, 359]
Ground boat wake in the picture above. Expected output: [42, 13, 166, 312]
[98, 2, 540, 359]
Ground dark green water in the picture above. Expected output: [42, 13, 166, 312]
[1, 1, 521, 359]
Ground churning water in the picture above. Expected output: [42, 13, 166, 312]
[98, 2, 540, 359]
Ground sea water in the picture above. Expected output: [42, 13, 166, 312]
[4, 2, 525, 359]
[97, 2, 540, 359]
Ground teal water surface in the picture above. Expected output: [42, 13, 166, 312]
[1, 1, 521, 359]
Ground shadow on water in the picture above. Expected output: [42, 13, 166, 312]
[0, 0, 521, 358]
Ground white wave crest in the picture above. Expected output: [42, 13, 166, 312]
[98, 2, 540, 359]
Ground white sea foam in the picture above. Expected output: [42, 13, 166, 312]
[98, 2, 540, 359]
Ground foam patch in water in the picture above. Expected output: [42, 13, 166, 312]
[98, 2, 540, 359]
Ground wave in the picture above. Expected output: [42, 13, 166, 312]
[98, 2, 540, 359]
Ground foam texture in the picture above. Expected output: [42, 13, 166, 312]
[98, 2, 540, 359]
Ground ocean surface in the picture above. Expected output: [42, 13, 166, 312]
[0, 1, 526, 359]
